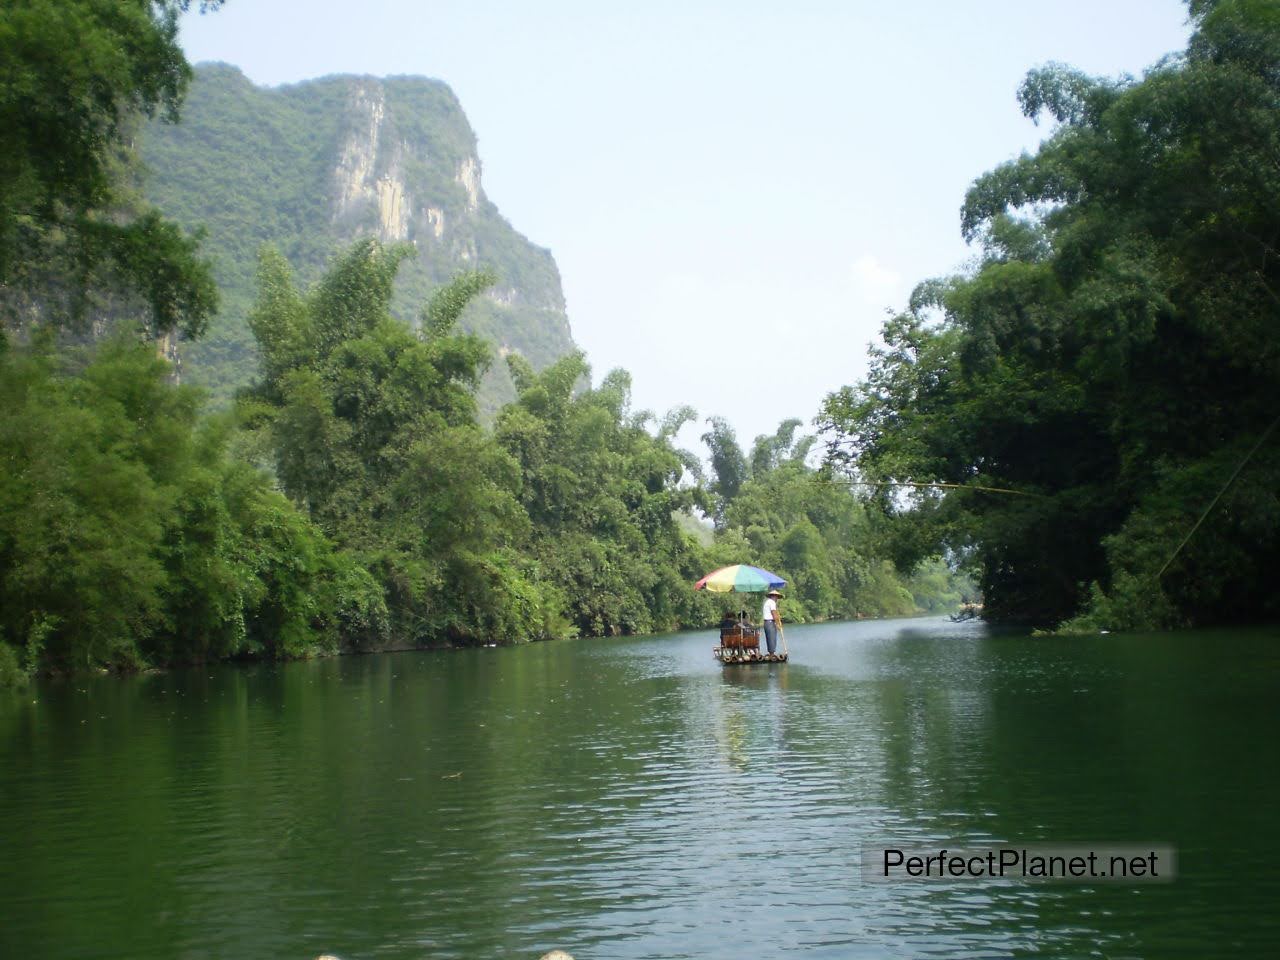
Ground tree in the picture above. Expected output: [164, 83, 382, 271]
[701, 416, 749, 525]
[750, 417, 812, 477]
[821, 0, 1280, 628]
[0, 1, 221, 338]
[0, 331, 367, 672]
[245, 240, 556, 645]
[495, 354, 709, 636]
[719, 419, 929, 622]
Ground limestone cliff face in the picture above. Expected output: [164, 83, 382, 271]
[321, 75, 563, 322]
[141, 64, 575, 409]
[331, 81, 410, 242]
[457, 157, 481, 213]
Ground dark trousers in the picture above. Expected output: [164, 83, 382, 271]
[763, 619, 778, 654]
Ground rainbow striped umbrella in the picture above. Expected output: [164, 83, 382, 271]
[694, 564, 787, 593]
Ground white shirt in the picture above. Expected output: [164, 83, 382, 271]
[762, 597, 778, 622]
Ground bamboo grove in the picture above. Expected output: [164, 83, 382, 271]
[4, 0, 1276, 679]
[1, 239, 956, 679]
[818, 0, 1280, 631]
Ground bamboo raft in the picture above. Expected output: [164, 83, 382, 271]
[713, 623, 788, 664]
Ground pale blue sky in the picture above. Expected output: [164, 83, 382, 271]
[178, 1, 1191, 449]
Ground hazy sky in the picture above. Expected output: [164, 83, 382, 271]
[178, 1, 1191, 450]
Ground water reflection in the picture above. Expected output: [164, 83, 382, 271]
[2, 619, 1279, 957]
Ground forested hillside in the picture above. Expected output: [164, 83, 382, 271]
[0, 0, 997, 685]
[140, 64, 575, 412]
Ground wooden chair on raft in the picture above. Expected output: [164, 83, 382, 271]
[715, 621, 760, 662]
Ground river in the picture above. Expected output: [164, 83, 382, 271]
[2, 616, 1278, 958]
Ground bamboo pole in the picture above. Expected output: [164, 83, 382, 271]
[814, 477, 1048, 498]
[1156, 413, 1280, 580]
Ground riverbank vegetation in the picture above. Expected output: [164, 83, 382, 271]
[0, 2, 960, 682]
[7, 1, 1273, 679]
[0, 246, 954, 677]
[819, 0, 1280, 631]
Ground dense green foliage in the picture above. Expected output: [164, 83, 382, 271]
[0, 0, 218, 337]
[241, 242, 950, 646]
[242, 241, 561, 646]
[700, 417, 965, 622]
[496, 355, 711, 636]
[0, 333, 377, 675]
[242, 240, 965, 646]
[0, 236, 966, 679]
[140, 64, 574, 411]
[819, 0, 1280, 630]
[0, 3, 965, 682]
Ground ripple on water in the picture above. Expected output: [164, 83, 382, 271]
[3, 618, 1279, 958]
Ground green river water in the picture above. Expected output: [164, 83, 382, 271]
[2, 616, 1279, 959]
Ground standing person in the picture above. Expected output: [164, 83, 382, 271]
[761, 589, 783, 655]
